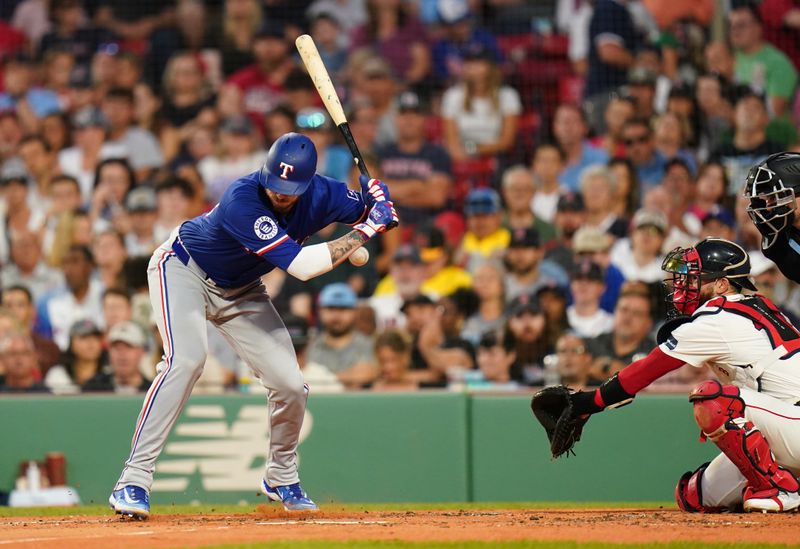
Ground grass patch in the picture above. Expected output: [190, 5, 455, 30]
[0, 501, 674, 517]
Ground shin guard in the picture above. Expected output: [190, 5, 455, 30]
[689, 380, 799, 501]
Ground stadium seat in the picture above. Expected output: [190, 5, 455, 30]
[516, 111, 542, 161]
[426, 116, 443, 145]
[559, 75, 585, 106]
[497, 34, 536, 64]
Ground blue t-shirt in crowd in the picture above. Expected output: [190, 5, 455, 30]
[0, 88, 60, 117]
[377, 140, 452, 226]
[560, 143, 610, 192]
[320, 144, 353, 183]
[636, 149, 669, 193]
[179, 171, 367, 288]
[585, 0, 637, 98]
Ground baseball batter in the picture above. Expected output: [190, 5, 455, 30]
[536, 238, 800, 513]
[109, 133, 398, 519]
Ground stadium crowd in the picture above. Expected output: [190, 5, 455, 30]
[0, 0, 799, 394]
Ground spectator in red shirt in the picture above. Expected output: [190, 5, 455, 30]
[759, 0, 800, 71]
[220, 21, 291, 123]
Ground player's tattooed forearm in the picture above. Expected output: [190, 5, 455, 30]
[328, 230, 369, 263]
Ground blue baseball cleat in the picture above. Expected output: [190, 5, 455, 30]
[109, 485, 150, 520]
[261, 479, 318, 511]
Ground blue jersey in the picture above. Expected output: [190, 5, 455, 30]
[179, 171, 367, 288]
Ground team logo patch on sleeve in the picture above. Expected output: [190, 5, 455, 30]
[665, 336, 678, 350]
[254, 216, 279, 240]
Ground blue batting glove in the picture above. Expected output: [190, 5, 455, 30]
[359, 175, 391, 208]
[354, 201, 399, 239]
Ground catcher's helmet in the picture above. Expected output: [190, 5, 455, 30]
[743, 152, 800, 235]
[662, 238, 757, 315]
[260, 132, 317, 196]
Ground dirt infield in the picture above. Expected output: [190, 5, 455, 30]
[2, 506, 800, 548]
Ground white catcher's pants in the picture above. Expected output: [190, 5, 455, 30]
[700, 388, 800, 507]
[116, 231, 307, 491]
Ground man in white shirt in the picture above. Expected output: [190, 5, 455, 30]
[567, 259, 614, 337]
[35, 244, 103, 350]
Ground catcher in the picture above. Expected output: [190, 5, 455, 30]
[532, 237, 800, 513]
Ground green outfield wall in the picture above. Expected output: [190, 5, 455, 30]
[0, 392, 716, 505]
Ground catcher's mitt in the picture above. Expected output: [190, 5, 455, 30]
[530, 386, 589, 458]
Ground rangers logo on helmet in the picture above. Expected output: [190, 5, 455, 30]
[279, 162, 295, 180]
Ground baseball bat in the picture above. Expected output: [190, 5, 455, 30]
[295, 34, 370, 180]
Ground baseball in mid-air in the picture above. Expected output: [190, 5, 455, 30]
[349, 247, 369, 266]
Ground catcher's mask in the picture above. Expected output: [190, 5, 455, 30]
[662, 247, 705, 315]
[744, 153, 800, 236]
[662, 238, 757, 315]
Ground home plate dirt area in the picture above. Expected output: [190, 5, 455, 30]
[2, 506, 800, 548]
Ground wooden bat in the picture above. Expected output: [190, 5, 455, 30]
[295, 34, 370, 180]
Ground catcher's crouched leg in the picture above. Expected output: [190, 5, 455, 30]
[689, 380, 800, 512]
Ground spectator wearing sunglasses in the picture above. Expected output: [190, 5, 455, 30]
[295, 107, 351, 182]
[622, 117, 666, 192]
[552, 332, 594, 390]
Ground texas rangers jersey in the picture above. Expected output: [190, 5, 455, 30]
[179, 171, 366, 288]
[659, 294, 800, 402]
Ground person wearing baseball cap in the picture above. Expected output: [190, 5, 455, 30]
[82, 322, 151, 394]
[457, 188, 511, 273]
[505, 292, 549, 385]
[567, 258, 614, 338]
[572, 226, 625, 313]
[376, 90, 452, 234]
[545, 191, 587, 272]
[392, 224, 472, 299]
[369, 244, 427, 330]
[124, 186, 159, 256]
[432, 0, 501, 85]
[306, 283, 377, 389]
[699, 206, 736, 242]
[504, 226, 568, 302]
[609, 208, 668, 283]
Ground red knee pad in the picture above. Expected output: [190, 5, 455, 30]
[675, 462, 722, 513]
[689, 380, 745, 437]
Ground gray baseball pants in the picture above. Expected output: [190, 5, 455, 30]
[115, 230, 307, 491]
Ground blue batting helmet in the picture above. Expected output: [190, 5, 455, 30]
[260, 133, 317, 195]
